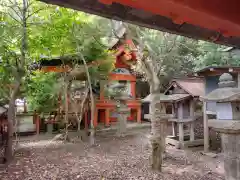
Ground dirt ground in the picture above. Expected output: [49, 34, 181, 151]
[0, 131, 224, 180]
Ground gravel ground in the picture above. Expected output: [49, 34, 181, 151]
[0, 132, 224, 180]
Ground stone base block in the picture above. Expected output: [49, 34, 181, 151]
[221, 133, 240, 180]
[166, 135, 204, 149]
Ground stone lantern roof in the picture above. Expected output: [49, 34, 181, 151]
[202, 73, 240, 102]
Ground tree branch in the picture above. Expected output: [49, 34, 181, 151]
[0, 10, 21, 23]
[0, 0, 23, 22]
[26, 8, 44, 20]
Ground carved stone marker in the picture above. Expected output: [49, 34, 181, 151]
[203, 73, 240, 180]
[108, 82, 130, 137]
[116, 100, 130, 136]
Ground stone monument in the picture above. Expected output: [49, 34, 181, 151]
[107, 81, 130, 136]
[202, 73, 240, 180]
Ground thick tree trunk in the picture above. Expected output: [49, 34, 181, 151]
[149, 82, 163, 171]
[148, 64, 164, 171]
[150, 135, 163, 171]
[124, 25, 164, 170]
[5, 82, 20, 163]
[4, 0, 28, 163]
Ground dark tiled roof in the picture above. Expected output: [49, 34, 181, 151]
[195, 66, 240, 74]
[165, 78, 204, 97]
[39, 55, 83, 67]
[142, 93, 191, 102]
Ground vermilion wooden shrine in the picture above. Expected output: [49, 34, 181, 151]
[94, 39, 141, 127]
[39, 38, 141, 128]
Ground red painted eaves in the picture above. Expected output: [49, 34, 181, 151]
[99, 0, 240, 37]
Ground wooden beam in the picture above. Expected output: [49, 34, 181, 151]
[190, 99, 195, 141]
[178, 102, 184, 148]
[178, 122, 184, 148]
[203, 101, 209, 152]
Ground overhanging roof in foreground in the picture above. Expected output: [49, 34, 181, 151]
[39, 0, 240, 47]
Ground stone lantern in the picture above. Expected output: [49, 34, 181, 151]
[107, 81, 131, 136]
[202, 73, 240, 180]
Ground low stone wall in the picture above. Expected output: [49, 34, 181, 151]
[194, 117, 221, 151]
[209, 128, 222, 152]
[207, 114, 222, 152]
[194, 117, 204, 139]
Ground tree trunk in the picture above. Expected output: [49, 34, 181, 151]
[5, 82, 20, 163]
[77, 88, 89, 131]
[147, 62, 164, 171]
[64, 78, 69, 141]
[4, 0, 28, 163]
[124, 24, 164, 170]
[80, 55, 95, 146]
[149, 80, 164, 171]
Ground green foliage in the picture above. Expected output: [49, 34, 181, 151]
[133, 27, 198, 87]
[128, 23, 240, 89]
[0, 65, 11, 103]
[25, 71, 60, 112]
[195, 41, 240, 69]
[0, 0, 113, 112]
[2, 0, 240, 112]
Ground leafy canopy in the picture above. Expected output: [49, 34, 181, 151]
[0, 0, 114, 111]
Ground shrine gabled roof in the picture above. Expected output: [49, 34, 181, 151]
[142, 93, 191, 103]
[164, 78, 204, 97]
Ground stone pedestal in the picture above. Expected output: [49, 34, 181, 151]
[209, 120, 240, 180]
[108, 82, 130, 136]
[203, 73, 240, 180]
[222, 133, 240, 180]
[47, 124, 53, 134]
[116, 100, 130, 136]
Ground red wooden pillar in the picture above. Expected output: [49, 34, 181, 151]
[94, 108, 98, 127]
[137, 107, 141, 123]
[130, 81, 136, 98]
[105, 109, 110, 126]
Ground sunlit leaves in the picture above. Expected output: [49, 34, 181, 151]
[25, 71, 60, 112]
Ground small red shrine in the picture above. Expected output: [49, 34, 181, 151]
[38, 39, 142, 129]
[94, 39, 141, 127]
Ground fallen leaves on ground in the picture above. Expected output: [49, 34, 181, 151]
[0, 132, 224, 180]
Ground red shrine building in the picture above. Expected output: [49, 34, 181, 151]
[38, 37, 141, 129]
[94, 39, 141, 127]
